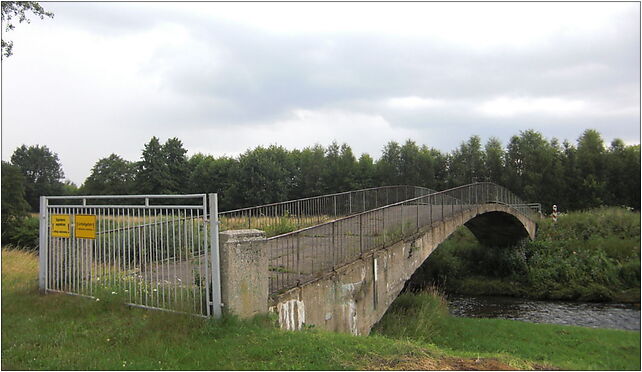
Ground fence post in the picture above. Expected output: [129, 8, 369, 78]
[416, 198, 419, 231]
[401, 203, 404, 236]
[382, 208, 386, 247]
[39, 196, 48, 292]
[333, 195, 337, 217]
[209, 193, 222, 318]
[332, 221, 336, 269]
[359, 213, 363, 255]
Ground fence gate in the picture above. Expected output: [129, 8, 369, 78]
[38, 193, 221, 318]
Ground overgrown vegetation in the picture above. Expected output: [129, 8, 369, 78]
[3, 248, 639, 370]
[413, 207, 641, 302]
[373, 289, 640, 370]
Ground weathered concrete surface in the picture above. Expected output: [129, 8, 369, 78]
[270, 203, 535, 335]
[219, 229, 269, 318]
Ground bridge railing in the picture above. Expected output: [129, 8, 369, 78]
[218, 185, 437, 235]
[266, 182, 537, 295]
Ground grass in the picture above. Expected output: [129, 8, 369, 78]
[5, 248, 641, 370]
[373, 289, 641, 370]
[4, 248, 641, 370]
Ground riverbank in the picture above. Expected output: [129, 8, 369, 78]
[373, 289, 640, 370]
[414, 207, 640, 303]
[2, 248, 640, 370]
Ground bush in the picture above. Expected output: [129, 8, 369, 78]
[1, 216, 39, 249]
[414, 207, 640, 302]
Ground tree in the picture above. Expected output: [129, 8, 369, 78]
[604, 140, 640, 210]
[484, 137, 504, 184]
[448, 135, 484, 187]
[163, 137, 189, 193]
[399, 140, 422, 186]
[233, 145, 296, 207]
[356, 153, 376, 189]
[1, 161, 38, 248]
[136, 137, 170, 194]
[82, 154, 137, 195]
[1, 161, 30, 221]
[575, 129, 606, 208]
[11, 144, 64, 211]
[291, 145, 326, 199]
[376, 141, 402, 185]
[188, 153, 238, 210]
[1, 1, 53, 58]
[416, 145, 436, 189]
[429, 148, 449, 190]
[322, 142, 357, 193]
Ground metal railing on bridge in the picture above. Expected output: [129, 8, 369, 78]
[264, 182, 538, 295]
[218, 185, 437, 236]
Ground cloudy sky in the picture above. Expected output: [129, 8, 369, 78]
[2, 1, 640, 185]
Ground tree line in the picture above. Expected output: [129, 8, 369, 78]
[2, 129, 640, 224]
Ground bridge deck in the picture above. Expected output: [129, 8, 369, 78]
[267, 202, 475, 293]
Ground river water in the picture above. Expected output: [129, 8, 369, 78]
[447, 295, 641, 331]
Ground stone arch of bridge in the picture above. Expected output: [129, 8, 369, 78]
[272, 203, 537, 335]
[404, 208, 535, 292]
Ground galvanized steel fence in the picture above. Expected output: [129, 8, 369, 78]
[38, 194, 221, 317]
[265, 182, 538, 294]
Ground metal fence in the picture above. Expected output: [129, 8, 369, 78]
[218, 185, 437, 236]
[266, 182, 538, 294]
[39, 194, 221, 317]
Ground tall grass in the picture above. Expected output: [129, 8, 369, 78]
[372, 287, 449, 342]
[373, 288, 640, 370]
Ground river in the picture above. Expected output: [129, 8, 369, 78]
[447, 295, 641, 331]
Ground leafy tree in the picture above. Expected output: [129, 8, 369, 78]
[322, 142, 357, 193]
[376, 141, 402, 185]
[539, 138, 566, 210]
[163, 138, 189, 193]
[484, 137, 504, 184]
[1, 161, 30, 221]
[399, 140, 422, 186]
[1, 1, 53, 58]
[83, 154, 137, 195]
[605, 140, 640, 210]
[1, 161, 38, 248]
[448, 135, 484, 187]
[416, 145, 436, 189]
[291, 145, 326, 199]
[11, 144, 64, 211]
[233, 145, 296, 207]
[504, 130, 556, 204]
[188, 154, 238, 210]
[337, 144, 358, 191]
[429, 148, 449, 191]
[356, 153, 376, 189]
[575, 129, 606, 209]
[136, 137, 170, 194]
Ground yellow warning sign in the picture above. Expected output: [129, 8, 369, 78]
[51, 215, 71, 238]
[75, 215, 97, 239]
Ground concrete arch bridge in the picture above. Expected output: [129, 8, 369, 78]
[216, 182, 539, 335]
